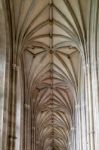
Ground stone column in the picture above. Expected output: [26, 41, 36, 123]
[86, 0, 99, 150]
[0, 0, 6, 149]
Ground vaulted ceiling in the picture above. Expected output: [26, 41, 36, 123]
[4, 0, 87, 149]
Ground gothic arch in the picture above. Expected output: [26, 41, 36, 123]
[1, 0, 99, 150]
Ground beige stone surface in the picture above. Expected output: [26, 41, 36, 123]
[0, 0, 99, 150]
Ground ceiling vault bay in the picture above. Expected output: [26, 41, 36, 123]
[4, 0, 86, 150]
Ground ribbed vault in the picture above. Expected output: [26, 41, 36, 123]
[1, 0, 99, 150]
[3, 0, 86, 149]
[22, 1, 80, 149]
